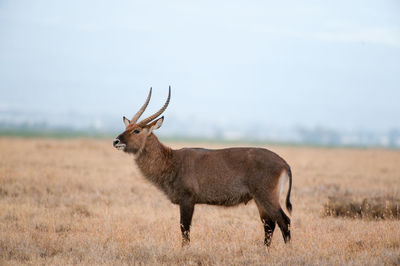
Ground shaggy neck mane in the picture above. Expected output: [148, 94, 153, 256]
[135, 133, 175, 185]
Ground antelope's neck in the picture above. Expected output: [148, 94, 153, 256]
[135, 133, 175, 185]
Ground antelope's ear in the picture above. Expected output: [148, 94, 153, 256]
[123, 116, 130, 127]
[147, 116, 164, 135]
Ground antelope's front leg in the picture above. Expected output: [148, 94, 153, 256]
[179, 199, 194, 246]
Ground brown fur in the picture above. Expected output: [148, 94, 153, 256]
[115, 120, 293, 247]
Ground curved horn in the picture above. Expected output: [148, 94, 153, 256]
[131, 87, 152, 124]
[138, 86, 171, 126]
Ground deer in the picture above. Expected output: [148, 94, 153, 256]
[113, 87, 293, 247]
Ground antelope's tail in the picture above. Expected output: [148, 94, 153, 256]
[286, 167, 293, 215]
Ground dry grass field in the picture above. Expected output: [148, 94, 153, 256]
[0, 137, 399, 265]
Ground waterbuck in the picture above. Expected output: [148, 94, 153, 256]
[113, 87, 292, 247]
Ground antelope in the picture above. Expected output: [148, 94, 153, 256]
[113, 87, 293, 247]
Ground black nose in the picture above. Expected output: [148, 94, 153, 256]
[113, 139, 120, 147]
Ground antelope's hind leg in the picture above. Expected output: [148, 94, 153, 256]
[276, 208, 291, 243]
[255, 200, 276, 246]
[262, 218, 276, 246]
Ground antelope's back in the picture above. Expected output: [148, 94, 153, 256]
[173, 147, 289, 205]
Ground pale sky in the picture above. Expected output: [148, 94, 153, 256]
[1, 0, 399, 132]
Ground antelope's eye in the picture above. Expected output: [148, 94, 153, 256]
[132, 129, 140, 134]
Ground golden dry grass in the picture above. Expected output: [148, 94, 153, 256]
[0, 137, 399, 265]
[324, 195, 400, 220]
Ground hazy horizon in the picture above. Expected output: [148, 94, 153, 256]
[1, 0, 399, 135]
